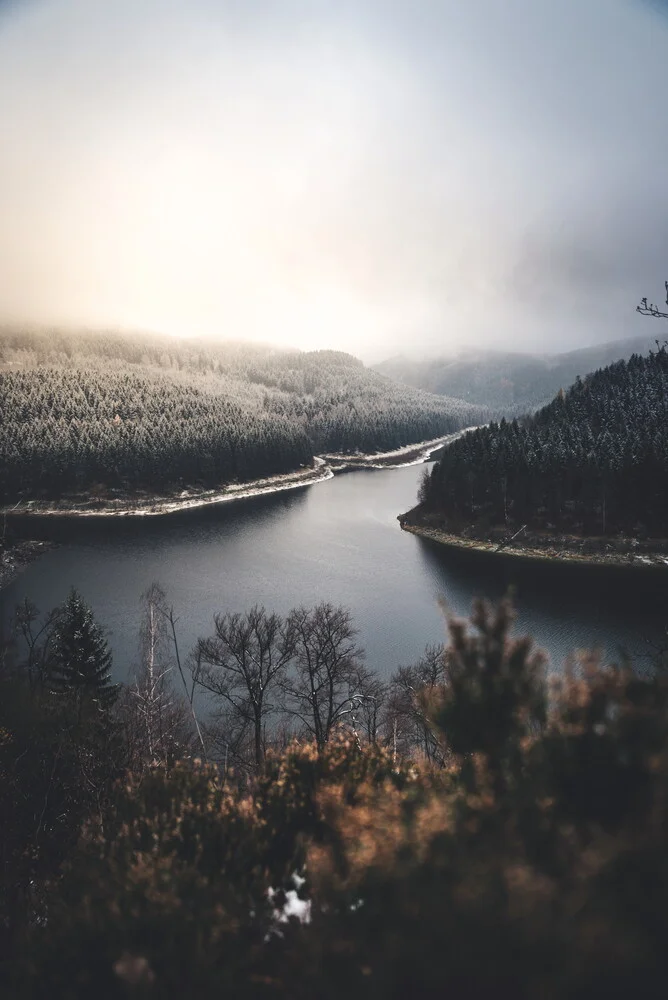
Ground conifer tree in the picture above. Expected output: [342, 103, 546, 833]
[50, 589, 116, 707]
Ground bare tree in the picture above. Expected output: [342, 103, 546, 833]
[386, 645, 447, 764]
[281, 603, 367, 750]
[195, 606, 294, 768]
[12, 598, 60, 691]
[349, 664, 386, 747]
[201, 703, 253, 777]
[165, 606, 207, 760]
[130, 583, 191, 767]
[637, 280, 668, 319]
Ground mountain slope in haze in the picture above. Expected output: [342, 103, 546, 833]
[0, 327, 486, 504]
[375, 335, 662, 412]
[414, 346, 668, 539]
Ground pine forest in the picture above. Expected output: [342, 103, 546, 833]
[0, 328, 485, 503]
[419, 346, 668, 537]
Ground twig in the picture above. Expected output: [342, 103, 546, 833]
[165, 607, 207, 761]
[637, 281, 668, 319]
[495, 524, 528, 553]
[35, 742, 63, 844]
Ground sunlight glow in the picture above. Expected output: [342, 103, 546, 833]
[0, 0, 666, 358]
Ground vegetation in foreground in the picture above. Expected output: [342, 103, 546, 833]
[2, 587, 668, 998]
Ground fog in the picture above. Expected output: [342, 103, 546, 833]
[0, 0, 666, 360]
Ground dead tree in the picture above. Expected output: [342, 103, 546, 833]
[195, 606, 294, 768]
[281, 603, 367, 750]
[349, 664, 386, 747]
[131, 583, 188, 767]
[12, 598, 60, 691]
[386, 644, 447, 764]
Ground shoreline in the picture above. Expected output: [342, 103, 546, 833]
[319, 429, 470, 471]
[3, 462, 334, 520]
[399, 522, 668, 571]
[0, 431, 465, 520]
[0, 539, 56, 590]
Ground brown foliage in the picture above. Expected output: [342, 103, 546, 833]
[7, 599, 668, 999]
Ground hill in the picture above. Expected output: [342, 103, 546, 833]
[0, 327, 485, 505]
[411, 347, 668, 544]
[375, 335, 661, 412]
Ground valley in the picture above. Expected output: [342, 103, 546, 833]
[3, 1, 668, 992]
[374, 334, 662, 411]
[0, 328, 485, 508]
[4, 461, 665, 687]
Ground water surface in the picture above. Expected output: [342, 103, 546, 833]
[2, 463, 666, 683]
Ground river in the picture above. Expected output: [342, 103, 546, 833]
[2, 462, 666, 684]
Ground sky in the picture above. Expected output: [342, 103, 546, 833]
[0, 0, 667, 361]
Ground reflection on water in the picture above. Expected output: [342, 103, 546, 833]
[416, 537, 666, 672]
[2, 463, 667, 683]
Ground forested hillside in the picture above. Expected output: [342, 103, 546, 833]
[375, 335, 660, 412]
[418, 347, 668, 537]
[0, 328, 484, 504]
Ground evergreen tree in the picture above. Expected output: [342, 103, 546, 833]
[50, 589, 116, 706]
[421, 347, 668, 536]
[0, 327, 485, 504]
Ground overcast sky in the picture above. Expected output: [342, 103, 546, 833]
[0, 0, 666, 360]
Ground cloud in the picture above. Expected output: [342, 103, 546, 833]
[0, 0, 666, 359]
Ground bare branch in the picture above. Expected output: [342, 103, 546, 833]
[194, 606, 294, 768]
[164, 606, 207, 761]
[636, 281, 668, 319]
[281, 604, 367, 749]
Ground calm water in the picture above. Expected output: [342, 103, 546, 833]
[2, 463, 667, 684]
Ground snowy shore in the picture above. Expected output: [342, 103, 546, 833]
[0, 539, 56, 590]
[399, 523, 668, 571]
[1, 430, 471, 520]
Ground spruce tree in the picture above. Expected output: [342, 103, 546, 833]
[50, 589, 116, 707]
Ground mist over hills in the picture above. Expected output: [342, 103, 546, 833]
[374, 334, 663, 412]
[0, 327, 485, 504]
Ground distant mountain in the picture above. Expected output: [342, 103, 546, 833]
[374, 335, 663, 412]
[0, 327, 486, 504]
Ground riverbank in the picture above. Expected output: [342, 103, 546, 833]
[320, 430, 469, 471]
[0, 431, 468, 520]
[399, 516, 668, 570]
[0, 539, 56, 590]
[1, 462, 334, 519]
